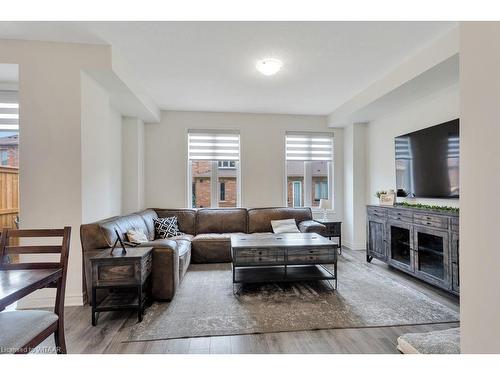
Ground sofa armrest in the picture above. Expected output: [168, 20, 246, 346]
[298, 220, 326, 236]
[138, 239, 180, 301]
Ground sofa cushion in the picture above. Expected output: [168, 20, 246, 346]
[154, 217, 184, 238]
[99, 213, 150, 247]
[196, 208, 248, 234]
[192, 233, 244, 263]
[138, 238, 178, 250]
[168, 234, 194, 242]
[298, 220, 326, 236]
[155, 209, 196, 235]
[178, 240, 192, 279]
[136, 208, 159, 240]
[247, 207, 312, 233]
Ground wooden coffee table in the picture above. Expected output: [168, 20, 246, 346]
[230, 233, 338, 293]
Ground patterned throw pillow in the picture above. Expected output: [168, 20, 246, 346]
[154, 216, 184, 238]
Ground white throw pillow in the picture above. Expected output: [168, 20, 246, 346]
[126, 229, 149, 244]
[271, 219, 300, 234]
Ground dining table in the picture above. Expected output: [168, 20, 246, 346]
[0, 268, 62, 310]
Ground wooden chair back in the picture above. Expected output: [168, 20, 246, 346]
[0, 227, 71, 316]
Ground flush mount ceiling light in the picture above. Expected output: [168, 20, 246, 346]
[256, 58, 283, 76]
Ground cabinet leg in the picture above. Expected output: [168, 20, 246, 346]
[366, 254, 373, 263]
[137, 286, 143, 323]
[91, 287, 97, 326]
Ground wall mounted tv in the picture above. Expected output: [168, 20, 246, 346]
[395, 119, 459, 199]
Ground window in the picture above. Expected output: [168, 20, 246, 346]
[188, 130, 240, 208]
[0, 150, 8, 166]
[285, 132, 334, 208]
[220, 181, 226, 201]
[218, 160, 236, 169]
[0, 91, 19, 168]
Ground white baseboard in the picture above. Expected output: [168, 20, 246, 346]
[16, 293, 83, 309]
[343, 241, 366, 251]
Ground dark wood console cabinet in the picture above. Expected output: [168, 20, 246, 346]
[366, 205, 459, 295]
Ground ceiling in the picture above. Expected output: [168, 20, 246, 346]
[0, 21, 457, 115]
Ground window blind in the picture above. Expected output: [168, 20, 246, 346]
[285, 132, 333, 161]
[395, 137, 412, 159]
[188, 130, 240, 160]
[0, 91, 19, 131]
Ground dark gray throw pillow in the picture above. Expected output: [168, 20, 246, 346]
[154, 216, 184, 239]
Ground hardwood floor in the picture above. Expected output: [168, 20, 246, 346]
[37, 248, 460, 354]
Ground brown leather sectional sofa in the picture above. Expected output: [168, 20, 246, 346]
[80, 207, 326, 303]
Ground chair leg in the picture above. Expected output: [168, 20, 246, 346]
[54, 321, 67, 354]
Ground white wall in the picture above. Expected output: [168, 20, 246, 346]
[343, 123, 367, 249]
[122, 116, 145, 214]
[0, 39, 111, 307]
[145, 111, 343, 221]
[81, 72, 122, 223]
[366, 84, 460, 207]
[460, 22, 500, 354]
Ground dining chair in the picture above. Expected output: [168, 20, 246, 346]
[0, 227, 71, 354]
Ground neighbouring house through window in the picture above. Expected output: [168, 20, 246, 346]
[188, 130, 241, 208]
[220, 181, 226, 201]
[285, 132, 334, 208]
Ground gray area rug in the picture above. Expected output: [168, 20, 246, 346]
[397, 327, 460, 354]
[127, 255, 459, 342]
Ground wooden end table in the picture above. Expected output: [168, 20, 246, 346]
[90, 247, 153, 326]
[314, 219, 342, 254]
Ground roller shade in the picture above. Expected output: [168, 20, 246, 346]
[285, 132, 333, 161]
[188, 130, 240, 160]
[0, 91, 19, 131]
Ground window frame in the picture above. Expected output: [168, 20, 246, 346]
[187, 130, 241, 208]
[284, 132, 334, 210]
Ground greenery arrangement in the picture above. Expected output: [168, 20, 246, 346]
[397, 201, 459, 213]
[374, 190, 387, 198]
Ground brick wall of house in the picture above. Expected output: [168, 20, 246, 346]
[193, 178, 211, 208]
[191, 160, 238, 207]
[219, 177, 237, 207]
[191, 160, 211, 176]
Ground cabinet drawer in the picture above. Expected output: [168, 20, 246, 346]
[367, 207, 387, 218]
[414, 213, 448, 229]
[94, 261, 139, 286]
[289, 247, 332, 256]
[388, 209, 413, 223]
[287, 252, 335, 264]
[234, 253, 284, 265]
[234, 248, 283, 258]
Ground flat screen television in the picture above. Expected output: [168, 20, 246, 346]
[395, 119, 459, 199]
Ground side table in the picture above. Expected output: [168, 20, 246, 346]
[90, 247, 153, 326]
[315, 220, 342, 254]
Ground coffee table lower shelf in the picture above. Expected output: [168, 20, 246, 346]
[232, 264, 336, 291]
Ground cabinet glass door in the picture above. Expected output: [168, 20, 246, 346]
[414, 228, 449, 288]
[388, 222, 413, 271]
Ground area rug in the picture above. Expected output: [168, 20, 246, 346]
[397, 327, 460, 354]
[127, 255, 459, 342]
